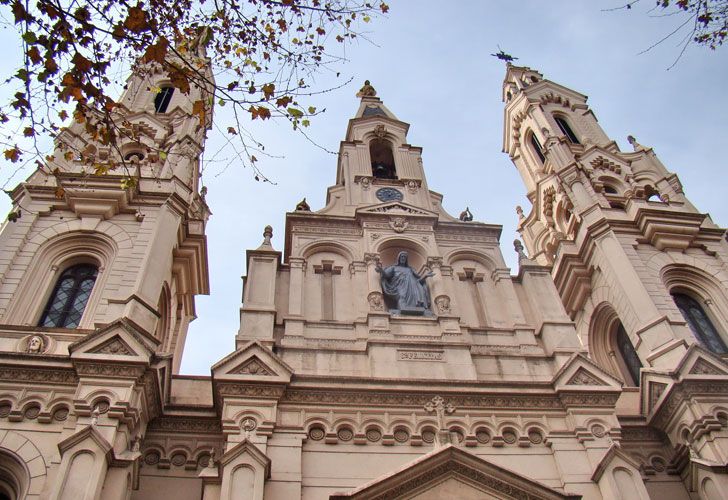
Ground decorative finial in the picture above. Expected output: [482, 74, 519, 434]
[459, 207, 473, 222]
[295, 197, 311, 211]
[491, 46, 518, 62]
[261, 225, 273, 247]
[514, 239, 529, 261]
[356, 80, 377, 98]
[91, 407, 100, 427]
[515, 205, 525, 220]
[627, 135, 648, 152]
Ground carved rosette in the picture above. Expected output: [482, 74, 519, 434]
[367, 292, 385, 311]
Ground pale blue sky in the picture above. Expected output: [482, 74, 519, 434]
[1, 2, 726, 374]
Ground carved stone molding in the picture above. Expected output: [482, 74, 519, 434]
[147, 417, 223, 434]
[0, 366, 77, 385]
[283, 389, 563, 409]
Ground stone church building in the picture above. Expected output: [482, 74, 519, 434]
[0, 48, 727, 499]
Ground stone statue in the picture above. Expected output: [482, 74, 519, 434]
[356, 80, 377, 98]
[27, 335, 44, 354]
[375, 251, 434, 315]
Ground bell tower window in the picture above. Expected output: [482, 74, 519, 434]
[39, 264, 98, 328]
[529, 133, 545, 164]
[370, 139, 396, 179]
[554, 116, 580, 144]
[672, 293, 727, 354]
[154, 86, 174, 113]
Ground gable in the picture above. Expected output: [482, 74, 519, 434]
[212, 340, 293, 383]
[357, 201, 437, 218]
[330, 445, 579, 500]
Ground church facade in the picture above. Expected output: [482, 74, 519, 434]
[0, 51, 727, 499]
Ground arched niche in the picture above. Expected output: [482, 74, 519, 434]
[0, 450, 29, 500]
[590, 303, 643, 386]
[369, 138, 396, 179]
[302, 249, 352, 322]
[448, 252, 503, 329]
[375, 239, 427, 272]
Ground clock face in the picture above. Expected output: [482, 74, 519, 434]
[376, 187, 404, 202]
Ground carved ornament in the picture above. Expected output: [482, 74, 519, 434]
[389, 216, 409, 233]
[566, 368, 606, 386]
[367, 292, 385, 311]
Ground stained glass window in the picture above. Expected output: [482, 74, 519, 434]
[672, 293, 727, 354]
[616, 323, 642, 386]
[39, 264, 98, 328]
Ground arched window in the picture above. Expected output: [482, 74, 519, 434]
[529, 133, 545, 164]
[369, 139, 396, 179]
[672, 293, 727, 354]
[38, 264, 98, 328]
[616, 323, 642, 386]
[154, 86, 174, 113]
[554, 116, 580, 144]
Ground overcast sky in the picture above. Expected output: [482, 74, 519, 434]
[1, 2, 726, 374]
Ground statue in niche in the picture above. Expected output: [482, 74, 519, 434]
[376, 251, 434, 316]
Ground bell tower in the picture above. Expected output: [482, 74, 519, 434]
[503, 63, 728, 489]
[0, 47, 214, 373]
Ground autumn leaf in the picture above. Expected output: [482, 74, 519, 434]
[275, 96, 293, 108]
[227, 126, 237, 135]
[262, 83, 275, 99]
[123, 6, 150, 33]
[192, 100, 206, 126]
[249, 106, 271, 120]
[23, 127, 34, 137]
[4, 147, 21, 163]
[27, 47, 42, 65]
[143, 37, 169, 64]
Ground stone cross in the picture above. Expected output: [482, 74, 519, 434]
[424, 396, 455, 431]
[314, 260, 342, 320]
[458, 268, 487, 327]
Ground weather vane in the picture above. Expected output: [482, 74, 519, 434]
[491, 45, 518, 62]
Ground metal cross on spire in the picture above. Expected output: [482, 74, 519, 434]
[491, 46, 518, 62]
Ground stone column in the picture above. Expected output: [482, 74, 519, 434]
[364, 252, 389, 335]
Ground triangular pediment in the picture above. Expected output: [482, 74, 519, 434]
[88, 336, 138, 356]
[552, 353, 623, 392]
[69, 319, 158, 364]
[673, 344, 728, 380]
[357, 201, 437, 218]
[230, 356, 278, 376]
[212, 341, 293, 383]
[330, 444, 579, 500]
[641, 345, 728, 418]
[591, 443, 643, 482]
[220, 438, 271, 473]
